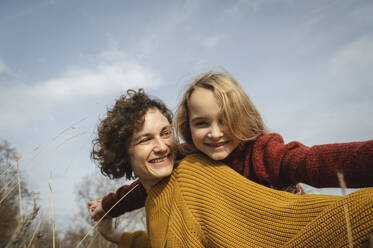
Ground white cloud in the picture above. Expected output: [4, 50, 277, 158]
[328, 35, 373, 87]
[224, 0, 270, 17]
[0, 58, 11, 74]
[37, 49, 161, 100]
[202, 35, 224, 49]
[33, 59, 161, 100]
[0, 49, 163, 130]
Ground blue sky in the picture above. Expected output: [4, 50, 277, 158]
[1, 0, 372, 231]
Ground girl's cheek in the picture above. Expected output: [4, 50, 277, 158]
[191, 129, 202, 139]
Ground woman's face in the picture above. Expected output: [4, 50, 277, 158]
[188, 87, 240, 161]
[128, 108, 175, 189]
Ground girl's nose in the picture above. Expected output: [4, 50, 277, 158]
[207, 123, 223, 139]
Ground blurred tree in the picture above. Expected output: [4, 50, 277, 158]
[61, 172, 145, 247]
[0, 140, 34, 247]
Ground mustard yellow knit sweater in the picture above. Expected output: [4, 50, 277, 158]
[119, 154, 373, 248]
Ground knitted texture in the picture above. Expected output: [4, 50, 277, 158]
[119, 154, 373, 248]
[225, 133, 373, 188]
[104, 134, 373, 217]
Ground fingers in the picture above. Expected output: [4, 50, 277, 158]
[88, 199, 104, 221]
[88, 200, 96, 208]
[89, 206, 102, 221]
[88, 202, 98, 220]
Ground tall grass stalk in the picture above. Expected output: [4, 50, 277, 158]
[26, 209, 45, 248]
[49, 173, 56, 248]
[0, 174, 17, 195]
[52, 117, 87, 141]
[16, 153, 24, 222]
[56, 132, 86, 149]
[0, 162, 17, 177]
[0, 145, 41, 179]
[0, 182, 18, 206]
[76, 184, 139, 248]
[86, 231, 99, 248]
[337, 171, 353, 248]
[25, 117, 87, 172]
[5, 203, 40, 248]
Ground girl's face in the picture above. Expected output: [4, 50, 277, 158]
[188, 87, 240, 161]
[128, 108, 175, 190]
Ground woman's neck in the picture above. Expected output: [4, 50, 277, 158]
[141, 179, 161, 193]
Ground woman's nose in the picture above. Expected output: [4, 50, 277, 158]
[153, 138, 168, 153]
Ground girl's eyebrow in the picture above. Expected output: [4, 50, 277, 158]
[190, 116, 206, 123]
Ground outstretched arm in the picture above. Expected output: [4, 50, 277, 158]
[252, 133, 373, 188]
[101, 180, 147, 218]
[96, 216, 122, 244]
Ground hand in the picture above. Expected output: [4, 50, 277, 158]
[88, 199, 105, 221]
[96, 216, 122, 244]
[96, 216, 114, 237]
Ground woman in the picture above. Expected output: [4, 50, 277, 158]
[91, 89, 373, 247]
[91, 71, 373, 220]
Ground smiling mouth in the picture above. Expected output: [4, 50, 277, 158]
[206, 141, 229, 147]
[149, 155, 170, 163]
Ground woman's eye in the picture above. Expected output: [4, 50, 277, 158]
[137, 137, 151, 144]
[161, 129, 172, 137]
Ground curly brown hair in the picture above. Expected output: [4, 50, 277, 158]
[91, 89, 173, 180]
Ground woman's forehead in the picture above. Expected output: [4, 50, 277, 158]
[133, 109, 171, 136]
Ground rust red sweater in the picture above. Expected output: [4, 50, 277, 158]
[102, 133, 373, 217]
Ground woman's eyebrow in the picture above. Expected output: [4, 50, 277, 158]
[134, 125, 172, 141]
[133, 133, 150, 142]
[162, 125, 172, 131]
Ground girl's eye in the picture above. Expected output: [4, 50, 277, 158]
[194, 121, 208, 127]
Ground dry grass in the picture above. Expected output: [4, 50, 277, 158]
[26, 210, 44, 248]
[56, 132, 86, 150]
[337, 171, 353, 248]
[76, 184, 139, 248]
[86, 231, 99, 248]
[1, 119, 90, 247]
[5, 202, 40, 248]
[16, 153, 23, 222]
[0, 182, 18, 206]
[0, 174, 17, 195]
[49, 173, 56, 248]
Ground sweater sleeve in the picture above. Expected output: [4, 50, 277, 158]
[118, 231, 149, 248]
[101, 180, 147, 218]
[252, 133, 373, 188]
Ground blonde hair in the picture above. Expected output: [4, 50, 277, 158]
[176, 71, 267, 145]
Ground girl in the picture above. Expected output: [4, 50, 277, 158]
[89, 71, 373, 220]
